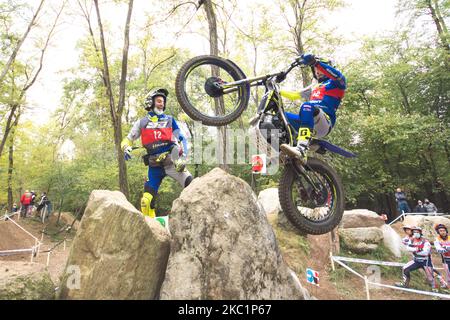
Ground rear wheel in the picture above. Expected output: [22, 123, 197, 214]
[175, 55, 250, 126]
[278, 157, 344, 235]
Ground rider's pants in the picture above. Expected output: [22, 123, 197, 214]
[299, 102, 332, 139]
[142, 148, 193, 217]
[402, 258, 436, 288]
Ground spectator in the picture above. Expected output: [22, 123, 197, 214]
[12, 203, 18, 213]
[36, 192, 51, 216]
[395, 188, 411, 216]
[413, 200, 427, 213]
[30, 190, 36, 205]
[424, 199, 438, 214]
[401, 225, 413, 246]
[20, 190, 32, 218]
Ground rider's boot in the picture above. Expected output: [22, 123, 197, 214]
[280, 127, 311, 163]
[141, 192, 156, 218]
[394, 279, 410, 288]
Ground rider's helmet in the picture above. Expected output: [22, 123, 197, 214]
[402, 225, 412, 232]
[144, 88, 169, 112]
[411, 226, 423, 234]
[434, 224, 448, 234]
[312, 58, 334, 83]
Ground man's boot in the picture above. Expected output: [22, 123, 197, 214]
[280, 127, 311, 163]
[141, 192, 156, 218]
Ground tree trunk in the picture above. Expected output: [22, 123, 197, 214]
[426, 0, 450, 52]
[202, 0, 229, 171]
[291, 0, 310, 87]
[7, 143, 14, 212]
[0, 103, 19, 158]
[0, 0, 45, 84]
[57, 197, 64, 226]
[94, 0, 133, 197]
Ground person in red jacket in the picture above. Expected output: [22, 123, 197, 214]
[20, 190, 32, 218]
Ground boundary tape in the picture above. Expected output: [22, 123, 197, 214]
[330, 253, 450, 299]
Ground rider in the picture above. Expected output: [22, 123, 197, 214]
[434, 224, 450, 289]
[396, 226, 438, 290]
[121, 88, 193, 218]
[401, 225, 413, 246]
[281, 53, 347, 160]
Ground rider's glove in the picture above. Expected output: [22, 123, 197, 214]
[124, 146, 133, 161]
[300, 53, 317, 66]
[174, 159, 186, 172]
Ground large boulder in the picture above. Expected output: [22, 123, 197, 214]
[339, 209, 385, 229]
[339, 227, 384, 254]
[257, 188, 281, 215]
[403, 215, 450, 240]
[0, 261, 55, 300]
[381, 225, 408, 258]
[160, 168, 308, 300]
[58, 190, 171, 300]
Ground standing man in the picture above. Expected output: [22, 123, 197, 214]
[413, 200, 426, 213]
[424, 199, 438, 214]
[395, 188, 411, 217]
[19, 190, 32, 218]
[121, 88, 193, 218]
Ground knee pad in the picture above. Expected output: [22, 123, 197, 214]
[141, 192, 156, 218]
[297, 127, 312, 141]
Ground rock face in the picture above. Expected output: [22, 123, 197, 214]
[0, 261, 55, 300]
[403, 215, 450, 240]
[381, 225, 408, 258]
[257, 188, 281, 215]
[339, 209, 385, 229]
[160, 168, 307, 300]
[339, 227, 384, 254]
[58, 190, 171, 300]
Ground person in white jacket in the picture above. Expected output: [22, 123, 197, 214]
[396, 227, 437, 290]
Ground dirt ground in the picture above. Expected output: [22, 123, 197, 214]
[0, 213, 75, 285]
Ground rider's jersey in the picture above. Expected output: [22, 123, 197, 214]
[434, 235, 450, 260]
[406, 237, 432, 262]
[309, 61, 346, 126]
[126, 112, 187, 156]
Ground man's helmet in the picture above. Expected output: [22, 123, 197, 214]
[144, 88, 169, 111]
[434, 224, 448, 233]
[402, 225, 412, 231]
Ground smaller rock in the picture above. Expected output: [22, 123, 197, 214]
[381, 225, 408, 258]
[339, 227, 384, 254]
[0, 262, 55, 300]
[257, 188, 281, 215]
[339, 209, 385, 229]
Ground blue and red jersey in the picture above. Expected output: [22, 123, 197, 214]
[309, 61, 347, 126]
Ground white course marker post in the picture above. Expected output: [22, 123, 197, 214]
[364, 276, 371, 300]
[46, 251, 51, 267]
[330, 252, 335, 272]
